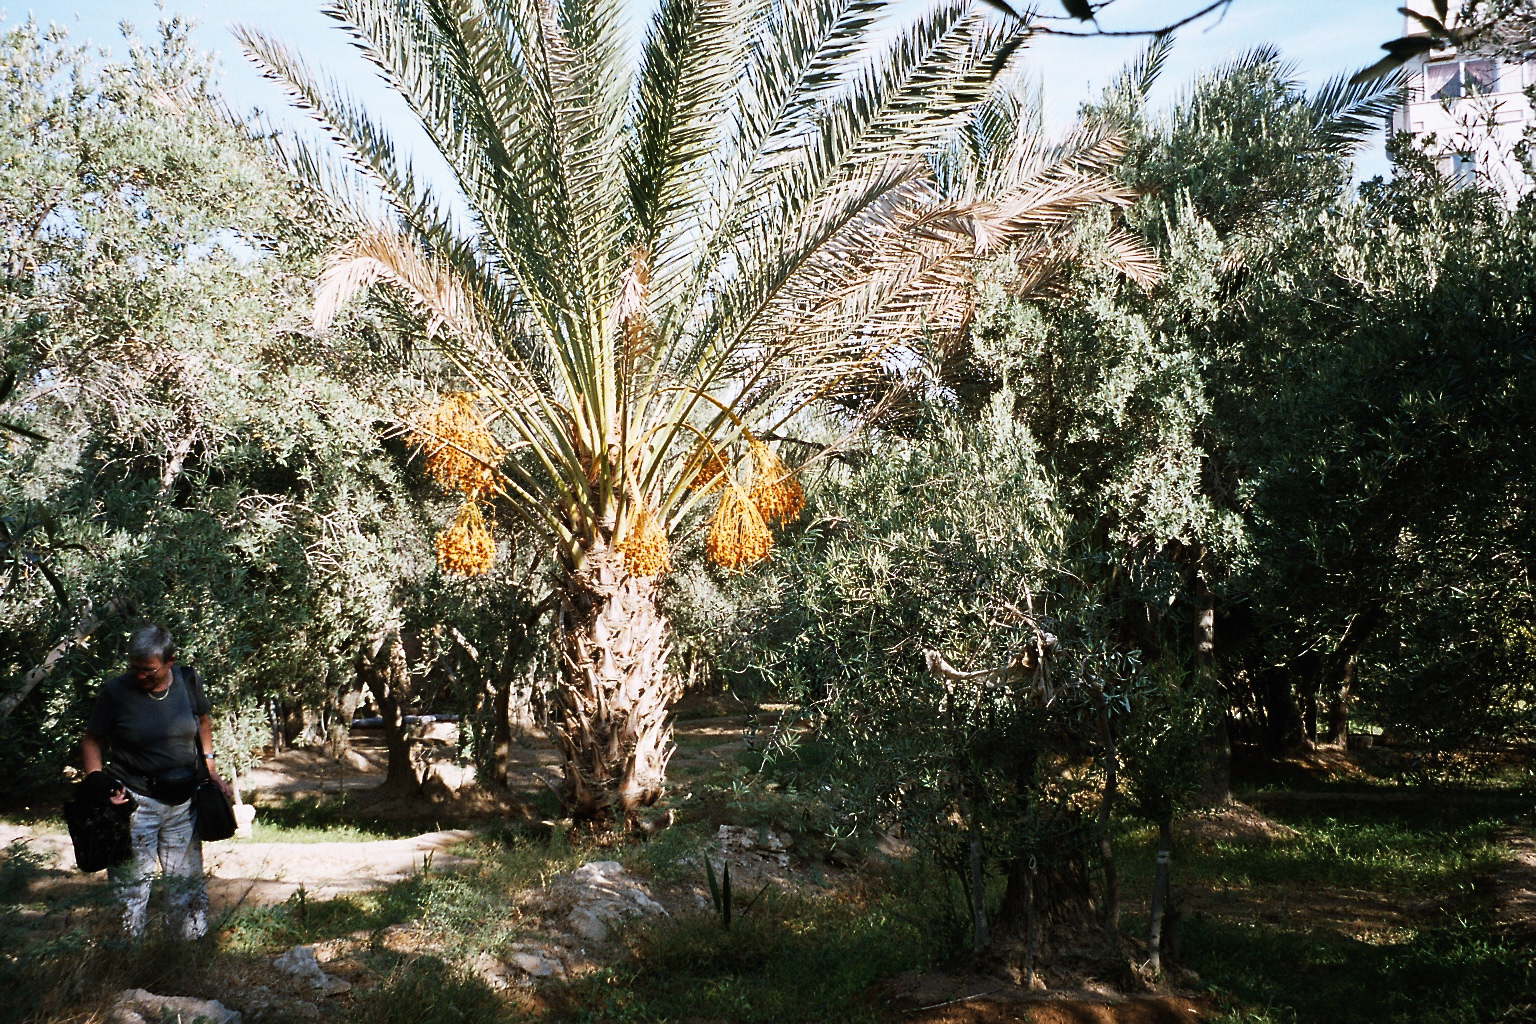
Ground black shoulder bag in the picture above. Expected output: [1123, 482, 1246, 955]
[181, 666, 238, 842]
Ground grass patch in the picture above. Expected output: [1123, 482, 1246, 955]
[1115, 793, 1534, 1024]
[245, 795, 429, 842]
[1119, 802, 1512, 898]
[221, 821, 581, 954]
[561, 867, 945, 1024]
[2, 842, 234, 1022]
[348, 951, 507, 1024]
[220, 876, 432, 950]
[1231, 744, 1535, 795]
[625, 819, 709, 885]
[1188, 916, 1533, 1024]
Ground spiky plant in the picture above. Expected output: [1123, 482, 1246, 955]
[239, 0, 1154, 824]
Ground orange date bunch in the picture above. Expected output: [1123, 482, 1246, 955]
[409, 391, 503, 499]
[705, 483, 773, 570]
[684, 444, 730, 493]
[437, 499, 495, 576]
[747, 440, 803, 525]
[615, 501, 670, 577]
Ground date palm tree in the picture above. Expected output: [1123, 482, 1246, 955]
[239, 0, 1154, 823]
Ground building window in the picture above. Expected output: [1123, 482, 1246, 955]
[1424, 59, 1500, 100]
[1438, 152, 1479, 184]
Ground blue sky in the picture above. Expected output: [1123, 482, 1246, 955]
[26, 0, 1404, 180]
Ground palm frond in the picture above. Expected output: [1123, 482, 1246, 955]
[1308, 65, 1409, 155]
[256, 0, 1157, 560]
[627, 0, 743, 253]
[1119, 33, 1175, 105]
[1089, 227, 1162, 290]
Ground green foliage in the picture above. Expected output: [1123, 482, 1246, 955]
[1118, 665, 1224, 825]
[1011, 39, 1536, 754]
[1099, 46, 1380, 237]
[1225, 155, 1536, 747]
[728, 402, 1164, 950]
[0, 17, 540, 785]
[704, 855, 732, 926]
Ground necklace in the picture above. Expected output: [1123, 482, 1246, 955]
[145, 684, 171, 701]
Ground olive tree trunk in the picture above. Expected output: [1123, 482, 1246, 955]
[361, 627, 424, 796]
[551, 548, 680, 825]
[1147, 818, 1174, 972]
[996, 839, 1100, 985]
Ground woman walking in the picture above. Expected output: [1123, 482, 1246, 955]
[80, 624, 230, 939]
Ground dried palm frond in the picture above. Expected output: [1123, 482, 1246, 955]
[615, 502, 670, 577]
[747, 441, 804, 526]
[705, 483, 772, 570]
[314, 231, 491, 343]
[437, 499, 495, 576]
[408, 392, 503, 498]
[614, 245, 655, 365]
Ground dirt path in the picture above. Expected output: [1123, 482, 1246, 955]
[1491, 828, 1536, 929]
[2, 821, 478, 908]
[203, 831, 478, 905]
[4, 711, 745, 912]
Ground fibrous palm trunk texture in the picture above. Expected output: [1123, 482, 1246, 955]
[552, 548, 680, 823]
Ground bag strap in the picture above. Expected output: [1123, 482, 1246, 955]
[178, 665, 213, 783]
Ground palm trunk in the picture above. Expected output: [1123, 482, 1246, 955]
[551, 547, 680, 825]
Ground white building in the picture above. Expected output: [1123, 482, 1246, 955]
[1390, 3, 1535, 202]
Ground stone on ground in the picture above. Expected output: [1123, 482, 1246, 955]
[109, 989, 241, 1024]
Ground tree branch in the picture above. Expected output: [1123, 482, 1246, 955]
[1027, 0, 1237, 39]
[0, 596, 131, 722]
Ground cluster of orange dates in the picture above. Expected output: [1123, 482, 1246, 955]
[411, 394, 804, 578]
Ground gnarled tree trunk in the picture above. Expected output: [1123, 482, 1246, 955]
[551, 547, 680, 824]
[361, 627, 423, 796]
[995, 835, 1101, 985]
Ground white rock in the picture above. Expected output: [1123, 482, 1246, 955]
[626, 890, 667, 916]
[508, 950, 562, 977]
[571, 860, 624, 882]
[568, 906, 609, 942]
[273, 945, 351, 994]
[470, 953, 511, 990]
[110, 989, 241, 1024]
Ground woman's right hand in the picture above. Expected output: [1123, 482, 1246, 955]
[83, 770, 127, 805]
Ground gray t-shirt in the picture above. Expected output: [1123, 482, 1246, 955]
[85, 666, 211, 784]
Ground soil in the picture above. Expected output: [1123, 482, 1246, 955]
[1490, 828, 1536, 929]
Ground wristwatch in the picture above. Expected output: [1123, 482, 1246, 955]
[203, 753, 216, 761]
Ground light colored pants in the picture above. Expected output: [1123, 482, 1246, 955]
[108, 792, 208, 940]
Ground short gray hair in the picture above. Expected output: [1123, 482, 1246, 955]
[127, 624, 175, 663]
